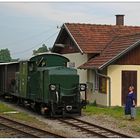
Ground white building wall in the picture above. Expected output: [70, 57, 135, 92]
[87, 69, 108, 106]
[63, 53, 88, 83]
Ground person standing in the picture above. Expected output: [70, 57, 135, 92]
[125, 86, 136, 120]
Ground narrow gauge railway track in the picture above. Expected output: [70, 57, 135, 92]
[0, 115, 64, 138]
[59, 117, 132, 138]
[0, 123, 35, 138]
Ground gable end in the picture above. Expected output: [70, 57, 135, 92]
[115, 45, 140, 65]
[52, 24, 83, 54]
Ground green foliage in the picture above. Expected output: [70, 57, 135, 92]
[33, 44, 50, 55]
[89, 100, 97, 106]
[0, 48, 12, 62]
[48, 47, 52, 52]
[11, 58, 19, 62]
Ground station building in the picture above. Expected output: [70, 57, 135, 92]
[52, 15, 140, 107]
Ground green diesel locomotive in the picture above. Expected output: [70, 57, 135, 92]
[0, 53, 87, 117]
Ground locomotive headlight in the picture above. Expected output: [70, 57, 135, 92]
[80, 84, 86, 91]
[49, 84, 56, 91]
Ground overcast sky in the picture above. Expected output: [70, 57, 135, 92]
[0, 2, 140, 59]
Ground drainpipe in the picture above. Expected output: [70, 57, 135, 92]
[95, 69, 111, 107]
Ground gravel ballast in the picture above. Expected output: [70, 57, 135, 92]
[0, 101, 140, 138]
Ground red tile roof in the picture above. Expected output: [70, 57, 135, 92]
[65, 23, 140, 53]
[79, 33, 140, 69]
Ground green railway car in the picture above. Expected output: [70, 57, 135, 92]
[1, 53, 87, 117]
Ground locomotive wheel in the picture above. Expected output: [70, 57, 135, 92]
[34, 103, 41, 114]
[17, 98, 24, 106]
[40, 104, 50, 116]
[4, 95, 12, 102]
[62, 109, 65, 118]
[12, 96, 18, 103]
[50, 101, 56, 117]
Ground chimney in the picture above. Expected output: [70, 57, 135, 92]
[115, 15, 125, 25]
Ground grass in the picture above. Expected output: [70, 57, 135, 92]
[84, 105, 124, 119]
[118, 123, 127, 128]
[0, 102, 15, 113]
[132, 125, 140, 132]
[83, 105, 140, 134]
[6, 112, 38, 123]
[84, 105, 140, 120]
[0, 102, 41, 124]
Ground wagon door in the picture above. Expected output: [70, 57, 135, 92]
[122, 71, 137, 105]
[19, 62, 28, 98]
[29, 71, 43, 102]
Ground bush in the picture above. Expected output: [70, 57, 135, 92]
[89, 100, 97, 106]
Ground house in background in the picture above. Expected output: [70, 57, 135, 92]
[52, 15, 140, 107]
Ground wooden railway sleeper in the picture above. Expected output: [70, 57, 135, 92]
[70, 117, 132, 138]
[59, 119, 108, 138]
[0, 122, 39, 138]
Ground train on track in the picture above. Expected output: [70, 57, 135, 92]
[0, 53, 87, 117]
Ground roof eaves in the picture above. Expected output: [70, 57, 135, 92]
[99, 39, 140, 70]
[78, 63, 99, 70]
[52, 24, 65, 52]
[64, 23, 84, 54]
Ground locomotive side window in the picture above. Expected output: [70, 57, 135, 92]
[36, 57, 46, 67]
[41, 60, 46, 67]
[68, 62, 75, 68]
[29, 63, 34, 71]
[22, 62, 26, 74]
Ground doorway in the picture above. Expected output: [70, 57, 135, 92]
[121, 71, 137, 105]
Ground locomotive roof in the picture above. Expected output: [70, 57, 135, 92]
[30, 52, 69, 61]
[17, 52, 69, 62]
[0, 61, 19, 65]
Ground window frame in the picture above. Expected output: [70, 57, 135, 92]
[94, 73, 107, 94]
[99, 76, 107, 94]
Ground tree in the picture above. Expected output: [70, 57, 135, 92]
[0, 48, 12, 62]
[48, 47, 52, 52]
[33, 44, 50, 55]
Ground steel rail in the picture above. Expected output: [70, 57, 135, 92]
[0, 123, 39, 138]
[71, 117, 132, 138]
[59, 117, 132, 138]
[0, 115, 64, 138]
[59, 118, 107, 138]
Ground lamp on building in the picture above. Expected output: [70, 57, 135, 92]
[54, 44, 65, 48]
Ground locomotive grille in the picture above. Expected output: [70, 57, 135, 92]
[61, 95, 76, 104]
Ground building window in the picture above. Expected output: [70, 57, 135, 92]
[68, 62, 75, 68]
[99, 77, 107, 94]
[94, 74, 107, 94]
[94, 74, 99, 90]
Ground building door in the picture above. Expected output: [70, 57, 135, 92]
[122, 71, 137, 106]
